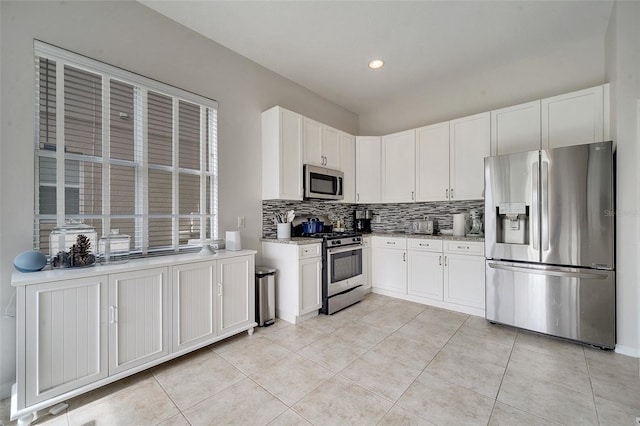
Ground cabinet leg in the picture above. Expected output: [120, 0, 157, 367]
[17, 413, 34, 426]
[247, 327, 254, 336]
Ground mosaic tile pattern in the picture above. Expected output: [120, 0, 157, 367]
[262, 200, 484, 237]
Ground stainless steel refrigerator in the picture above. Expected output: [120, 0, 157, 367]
[484, 141, 615, 349]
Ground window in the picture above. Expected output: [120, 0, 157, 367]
[34, 41, 218, 256]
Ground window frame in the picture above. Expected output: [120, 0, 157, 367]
[34, 40, 218, 256]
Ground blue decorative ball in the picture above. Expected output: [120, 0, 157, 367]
[14, 251, 47, 273]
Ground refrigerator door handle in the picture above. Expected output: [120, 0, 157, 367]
[541, 161, 550, 251]
[487, 262, 609, 280]
[531, 162, 540, 250]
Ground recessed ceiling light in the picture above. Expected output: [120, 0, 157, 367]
[368, 59, 384, 69]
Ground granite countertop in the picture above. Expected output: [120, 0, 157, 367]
[261, 237, 321, 245]
[368, 231, 484, 242]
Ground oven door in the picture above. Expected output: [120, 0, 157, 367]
[326, 245, 363, 296]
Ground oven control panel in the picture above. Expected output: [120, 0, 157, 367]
[329, 236, 362, 247]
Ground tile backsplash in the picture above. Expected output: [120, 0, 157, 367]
[262, 199, 484, 237]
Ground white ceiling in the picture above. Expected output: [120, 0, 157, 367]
[140, 1, 614, 120]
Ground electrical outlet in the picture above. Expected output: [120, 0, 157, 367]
[375, 215, 381, 224]
[237, 216, 246, 228]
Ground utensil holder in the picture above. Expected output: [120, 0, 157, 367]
[277, 223, 291, 239]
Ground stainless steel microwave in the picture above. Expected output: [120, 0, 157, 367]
[303, 164, 344, 201]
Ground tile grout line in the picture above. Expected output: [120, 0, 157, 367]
[487, 327, 518, 424]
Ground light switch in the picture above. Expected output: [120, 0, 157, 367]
[237, 216, 246, 228]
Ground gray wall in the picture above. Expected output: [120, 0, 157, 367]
[0, 0, 358, 397]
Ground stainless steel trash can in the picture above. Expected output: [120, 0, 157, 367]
[255, 266, 276, 326]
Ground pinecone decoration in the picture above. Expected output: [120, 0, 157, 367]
[70, 234, 95, 267]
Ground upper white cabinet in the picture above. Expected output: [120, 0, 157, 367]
[491, 100, 542, 156]
[415, 122, 450, 202]
[355, 136, 382, 203]
[542, 84, 607, 149]
[108, 267, 169, 375]
[262, 106, 303, 200]
[303, 118, 340, 169]
[449, 112, 491, 200]
[24, 276, 108, 406]
[382, 129, 416, 203]
[339, 131, 356, 203]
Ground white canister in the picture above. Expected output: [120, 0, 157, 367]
[453, 213, 469, 236]
[225, 231, 242, 251]
[277, 223, 291, 239]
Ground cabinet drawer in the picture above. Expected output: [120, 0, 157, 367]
[444, 240, 484, 256]
[373, 236, 407, 249]
[408, 238, 443, 252]
[299, 243, 321, 258]
[362, 236, 372, 247]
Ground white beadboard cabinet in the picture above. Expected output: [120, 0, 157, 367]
[491, 100, 542, 156]
[262, 106, 304, 200]
[108, 268, 169, 375]
[381, 129, 416, 203]
[355, 136, 382, 203]
[12, 250, 256, 423]
[261, 242, 322, 324]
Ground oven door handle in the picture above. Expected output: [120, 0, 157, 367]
[327, 245, 363, 255]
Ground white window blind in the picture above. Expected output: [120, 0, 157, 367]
[34, 41, 218, 256]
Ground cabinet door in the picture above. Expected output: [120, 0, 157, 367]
[172, 261, 217, 352]
[355, 136, 381, 203]
[303, 117, 323, 166]
[218, 255, 255, 335]
[25, 276, 108, 405]
[109, 267, 169, 375]
[542, 85, 604, 149]
[280, 109, 304, 200]
[443, 254, 485, 309]
[491, 100, 541, 155]
[322, 126, 341, 169]
[416, 122, 450, 201]
[408, 251, 443, 301]
[340, 132, 356, 203]
[299, 256, 322, 315]
[362, 243, 371, 290]
[449, 112, 490, 200]
[372, 247, 407, 293]
[382, 129, 416, 203]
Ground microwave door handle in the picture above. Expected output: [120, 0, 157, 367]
[338, 177, 343, 196]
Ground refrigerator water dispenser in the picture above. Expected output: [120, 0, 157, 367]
[496, 203, 528, 244]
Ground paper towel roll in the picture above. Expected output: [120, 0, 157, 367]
[453, 213, 468, 236]
[225, 231, 242, 251]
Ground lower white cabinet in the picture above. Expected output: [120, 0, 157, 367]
[372, 236, 485, 316]
[261, 242, 322, 324]
[109, 268, 169, 375]
[372, 237, 407, 293]
[13, 251, 256, 423]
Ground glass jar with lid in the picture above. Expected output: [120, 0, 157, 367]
[98, 229, 131, 264]
[49, 220, 98, 268]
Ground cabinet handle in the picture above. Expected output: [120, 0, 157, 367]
[218, 283, 223, 296]
[457, 245, 469, 250]
[439, 255, 442, 265]
[357, 193, 360, 202]
[450, 188, 454, 199]
[109, 306, 117, 324]
[386, 241, 396, 245]
[445, 188, 448, 198]
[403, 252, 406, 262]
[411, 191, 415, 200]
[444, 256, 448, 266]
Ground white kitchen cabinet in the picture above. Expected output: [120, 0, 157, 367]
[218, 255, 255, 335]
[355, 136, 381, 203]
[372, 237, 407, 294]
[262, 106, 304, 200]
[382, 129, 416, 203]
[24, 276, 108, 406]
[172, 261, 217, 352]
[491, 100, 542, 155]
[542, 84, 607, 149]
[407, 239, 443, 301]
[261, 242, 323, 323]
[449, 112, 491, 200]
[443, 241, 485, 310]
[303, 118, 340, 168]
[415, 122, 450, 202]
[339, 131, 356, 203]
[108, 267, 169, 375]
[362, 236, 372, 290]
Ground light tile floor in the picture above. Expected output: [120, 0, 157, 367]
[2, 293, 639, 425]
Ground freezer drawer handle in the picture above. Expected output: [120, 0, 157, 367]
[487, 262, 609, 279]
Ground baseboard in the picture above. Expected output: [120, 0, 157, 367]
[0, 380, 12, 400]
[615, 344, 640, 358]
